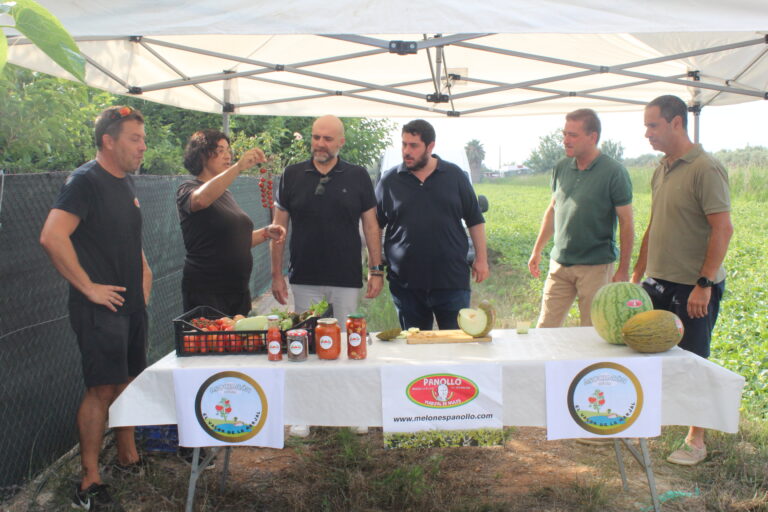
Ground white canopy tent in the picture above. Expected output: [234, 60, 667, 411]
[4, 0, 767, 124]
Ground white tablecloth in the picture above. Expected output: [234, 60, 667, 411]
[110, 327, 745, 433]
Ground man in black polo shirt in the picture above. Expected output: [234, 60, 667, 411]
[271, 115, 384, 326]
[376, 119, 489, 330]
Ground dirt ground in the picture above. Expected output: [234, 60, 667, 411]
[219, 427, 703, 511]
[5, 425, 712, 512]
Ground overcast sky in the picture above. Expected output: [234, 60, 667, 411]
[379, 100, 768, 169]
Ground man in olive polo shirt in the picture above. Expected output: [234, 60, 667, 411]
[632, 94, 733, 466]
[529, 108, 634, 327]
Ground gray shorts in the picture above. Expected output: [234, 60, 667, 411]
[290, 284, 361, 331]
[69, 302, 148, 387]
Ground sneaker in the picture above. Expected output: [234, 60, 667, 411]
[666, 442, 707, 466]
[288, 425, 310, 438]
[178, 447, 216, 470]
[72, 483, 124, 511]
[109, 457, 145, 478]
[576, 438, 615, 446]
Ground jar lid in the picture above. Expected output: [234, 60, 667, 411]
[286, 329, 308, 336]
[347, 313, 365, 319]
[267, 314, 280, 320]
[317, 318, 338, 324]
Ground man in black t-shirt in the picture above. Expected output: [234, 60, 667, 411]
[271, 115, 384, 324]
[40, 106, 153, 510]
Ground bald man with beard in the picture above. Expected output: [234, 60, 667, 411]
[271, 115, 383, 331]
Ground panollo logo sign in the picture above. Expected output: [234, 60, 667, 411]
[406, 373, 479, 409]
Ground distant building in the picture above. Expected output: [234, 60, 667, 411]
[499, 164, 532, 176]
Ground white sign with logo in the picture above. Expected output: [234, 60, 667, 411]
[381, 364, 502, 433]
[544, 358, 661, 440]
[173, 368, 285, 448]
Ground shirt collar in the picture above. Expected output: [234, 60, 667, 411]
[662, 143, 703, 173]
[567, 153, 602, 172]
[303, 158, 346, 175]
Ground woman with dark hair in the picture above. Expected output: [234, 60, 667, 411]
[176, 129, 285, 316]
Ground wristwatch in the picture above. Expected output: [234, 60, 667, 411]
[369, 265, 385, 271]
[696, 276, 715, 288]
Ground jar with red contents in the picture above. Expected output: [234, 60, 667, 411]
[346, 314, 367, 360]
[315, 318, 341, 360]
[266, 315, 282, 361]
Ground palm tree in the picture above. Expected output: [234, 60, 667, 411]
[465, 139, 486, 184]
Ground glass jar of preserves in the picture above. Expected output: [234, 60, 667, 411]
[346, 314, 367, 360]
[286, 329, 309, 361]
[266, 315, 282, 361]
[315, 318, 341, 360]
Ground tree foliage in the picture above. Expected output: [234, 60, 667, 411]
[0, 66, 98, 172]
[623, 153, 662, 167]
[465, 139, 485, 183]
[524, 129, 564, 173]
[0, 65, 394, 175]
[600, 139, 624, 162]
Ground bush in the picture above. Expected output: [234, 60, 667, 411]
[524, 129, 564, 173]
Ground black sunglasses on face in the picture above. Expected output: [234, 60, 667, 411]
[315, 176, 331, 195]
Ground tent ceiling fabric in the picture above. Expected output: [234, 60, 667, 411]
[5, 1, 767, 117]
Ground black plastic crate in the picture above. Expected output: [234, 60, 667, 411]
[173, 305, 330, 357]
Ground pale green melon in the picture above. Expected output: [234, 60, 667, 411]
[622, 310, 684, 353]
[457, 301, 496, 337]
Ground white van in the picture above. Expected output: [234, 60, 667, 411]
[374, 145, 489, 264]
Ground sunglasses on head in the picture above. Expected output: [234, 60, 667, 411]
[315, 176, 331, 196]
[108, 106, 134, 121]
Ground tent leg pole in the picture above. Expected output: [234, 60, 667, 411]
[693, 108, 700, 143]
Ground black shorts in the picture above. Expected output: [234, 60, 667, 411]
[69, 302, 148, 387]
[642, 277, 725, 359]
[182, 289, 252, 317]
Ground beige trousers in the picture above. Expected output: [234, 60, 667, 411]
[537, 260, 614, 328]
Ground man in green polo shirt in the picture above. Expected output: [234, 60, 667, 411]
[632, 94, 733, 466]
[529, 108, 634, 327]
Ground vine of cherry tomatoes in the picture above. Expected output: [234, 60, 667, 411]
[258, 168, 274, 209]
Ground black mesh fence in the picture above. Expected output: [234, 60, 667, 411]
[0, 171, 276, 500]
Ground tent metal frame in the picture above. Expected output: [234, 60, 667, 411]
[8, 33, 767, 119]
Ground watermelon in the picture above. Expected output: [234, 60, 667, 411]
[622, 310, 684, 353]
[590, 282, 653, 344]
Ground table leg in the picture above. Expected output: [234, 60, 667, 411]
[640, 438, 661, 512]
[613, 439, 629, 491]
[219, 447, 232, 491]
[185, 447, 202, 512]
[613, 439, 661, 512]
[184, 447, 219, 512]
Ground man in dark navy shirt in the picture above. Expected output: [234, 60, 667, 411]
[40, 106, 153, 510]
[376, 119, 489, 330]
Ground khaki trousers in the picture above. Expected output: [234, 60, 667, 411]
[537, 260, 614, 328]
